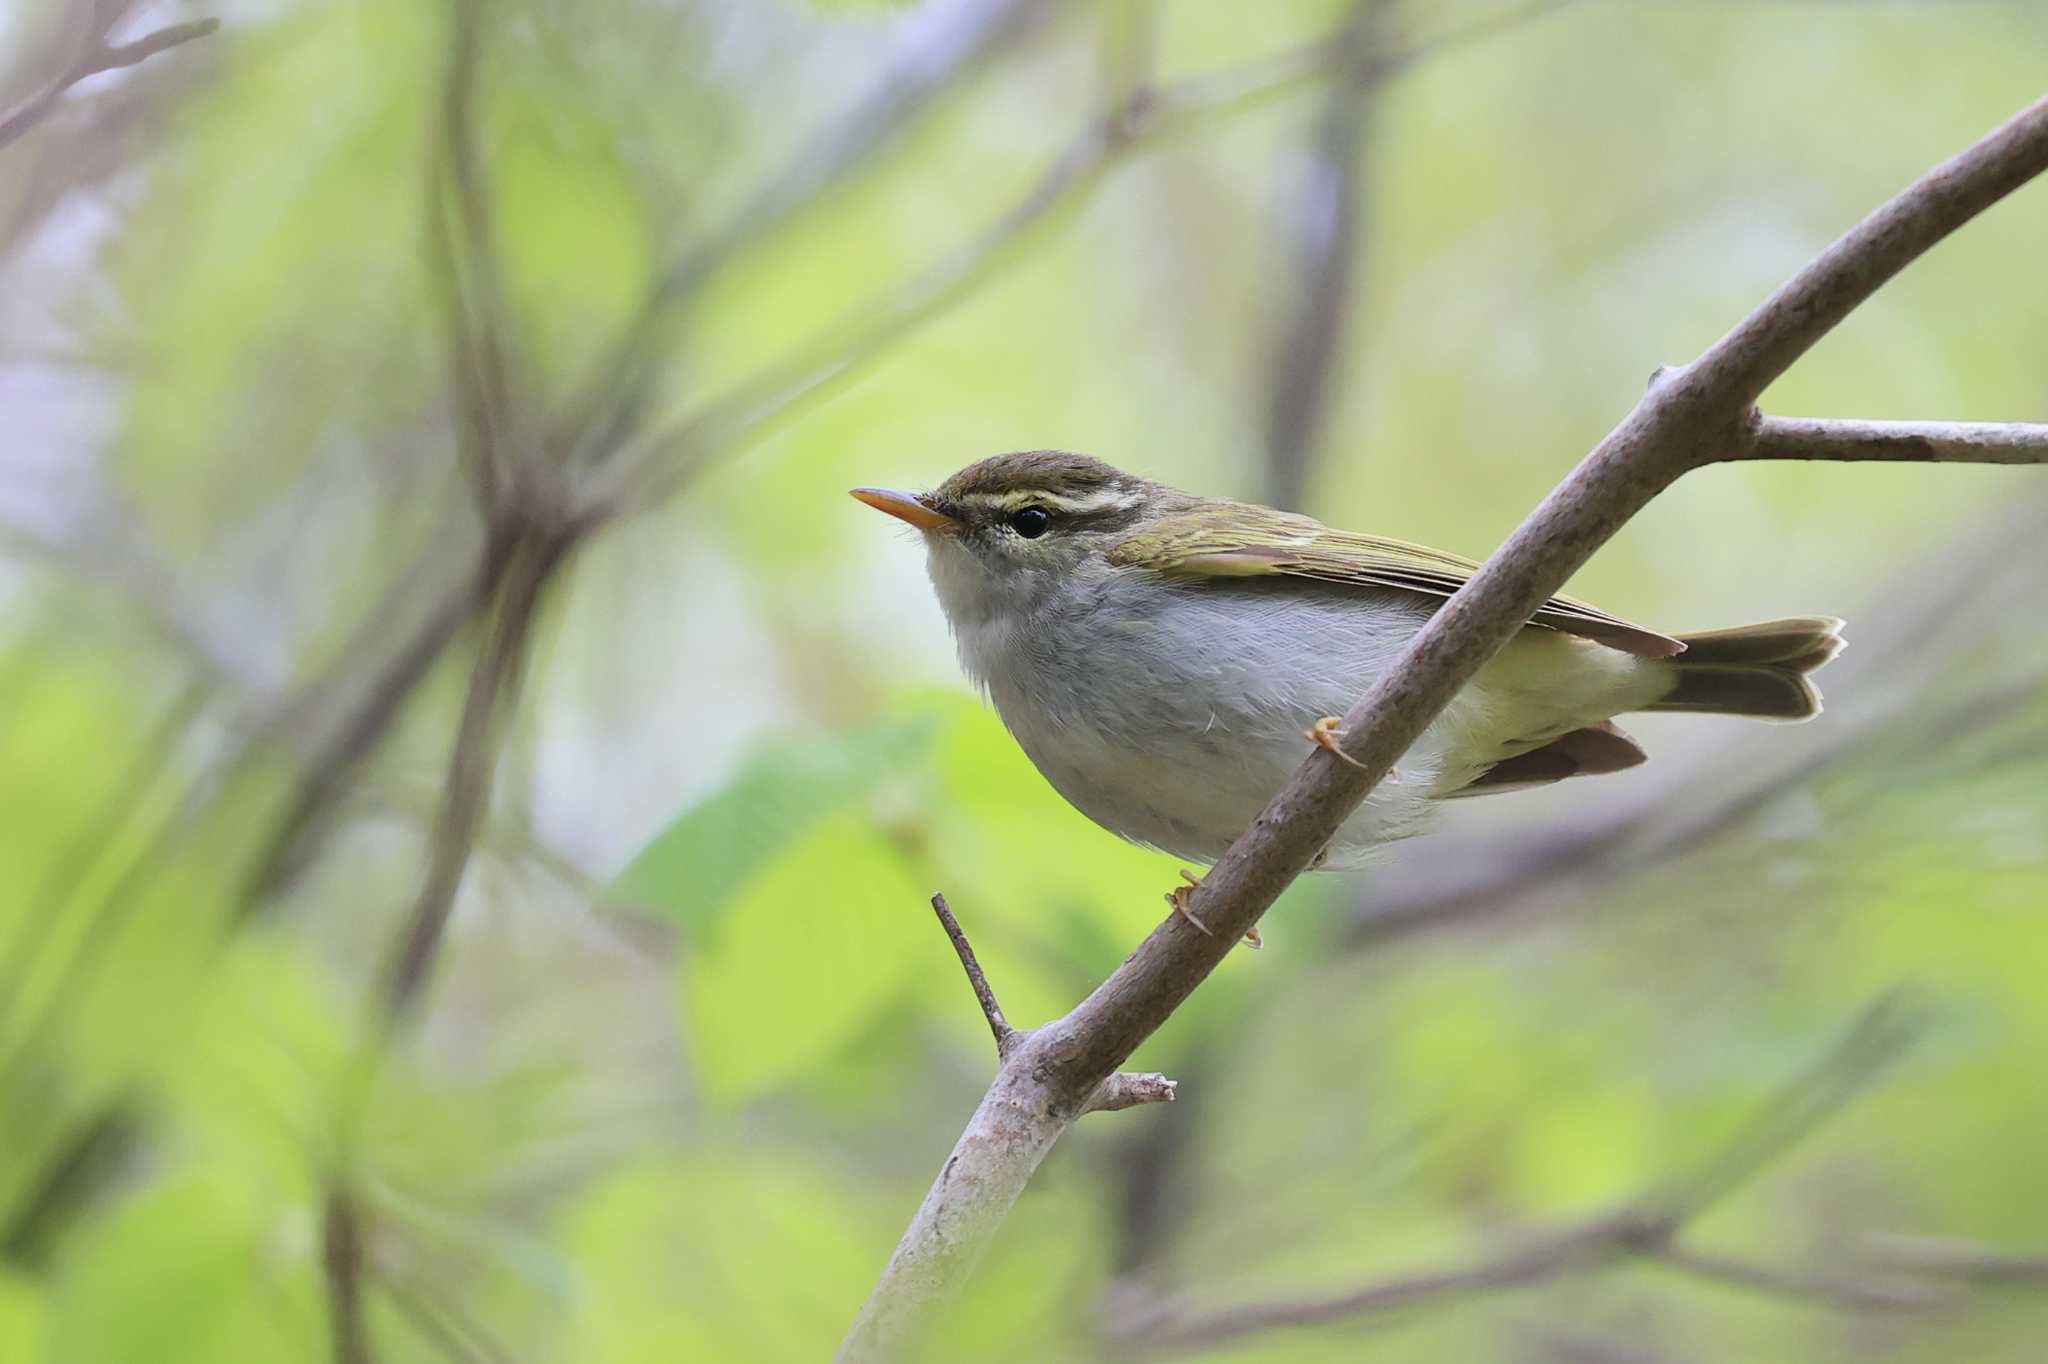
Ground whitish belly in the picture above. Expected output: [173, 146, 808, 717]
[977, 581, 1451, 865]
[1008, 714, 1442, 865]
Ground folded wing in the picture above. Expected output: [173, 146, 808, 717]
[1110, 502, 1683, 658]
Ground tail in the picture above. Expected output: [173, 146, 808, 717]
[1645, 616, 1846, 721]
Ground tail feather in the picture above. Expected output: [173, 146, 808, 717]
[1645, 616, 1845, 722]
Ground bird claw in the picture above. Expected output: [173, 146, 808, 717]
[1305, 716, 1398, 782]
[1167, 870, 1261, 949]
[1305, 716, 1370, 771]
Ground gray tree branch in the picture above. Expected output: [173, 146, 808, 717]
[836, 91, 2048, 1362]
[1743, 415, 2048, 465]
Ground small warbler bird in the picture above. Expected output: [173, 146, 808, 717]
[854, 451, 1842, 897]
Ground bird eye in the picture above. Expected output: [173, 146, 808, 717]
[1008, 506, 1051, 539]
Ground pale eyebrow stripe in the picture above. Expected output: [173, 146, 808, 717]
[957, 488, 1143, 516]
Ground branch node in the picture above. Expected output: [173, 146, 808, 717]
[1084, 1071, 1179, 1114]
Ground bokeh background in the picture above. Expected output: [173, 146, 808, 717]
[4, 1, 2048, 1360]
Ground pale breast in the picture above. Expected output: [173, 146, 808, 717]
[974, 575, 1447, 863]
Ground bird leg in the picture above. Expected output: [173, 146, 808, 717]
[1167, 869, 1261, 949]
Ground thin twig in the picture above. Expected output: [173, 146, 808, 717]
[1260, 0, 1393, 511]
[0, 17, 220, 153]
[931, 894, 1013, 1052]
[1743, 415, 2048, 465]
[928, 894, 1173, 1103]
[1118, 994, 1925, 1352]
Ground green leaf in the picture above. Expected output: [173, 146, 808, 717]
[682, 810, 930, 1105]
[612, 712, 938, 939]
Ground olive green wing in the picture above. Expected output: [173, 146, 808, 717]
[1109, 502, 1682, 658]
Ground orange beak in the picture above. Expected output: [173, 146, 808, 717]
[850, 486, 957, 532]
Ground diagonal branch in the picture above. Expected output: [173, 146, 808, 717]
[1116, 993, 1928, 1352]
[0, 16, 219, 154]
[837, 91, 2048, 1363]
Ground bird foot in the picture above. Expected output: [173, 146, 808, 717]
[1306, 716, 1370, 771]
[1167, 870, 1261, 949]
[1305, 716, 1398, 782]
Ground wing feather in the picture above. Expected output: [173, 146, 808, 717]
[1109, 503, 1682, 658]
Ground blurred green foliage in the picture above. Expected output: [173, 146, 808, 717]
[2, 0, 2048, 1361]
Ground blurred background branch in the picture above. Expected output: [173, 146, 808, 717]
[0, 7, 217, 153]
[1115, 992, 1931, 1352]
[1259, 0, 1393, 511]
